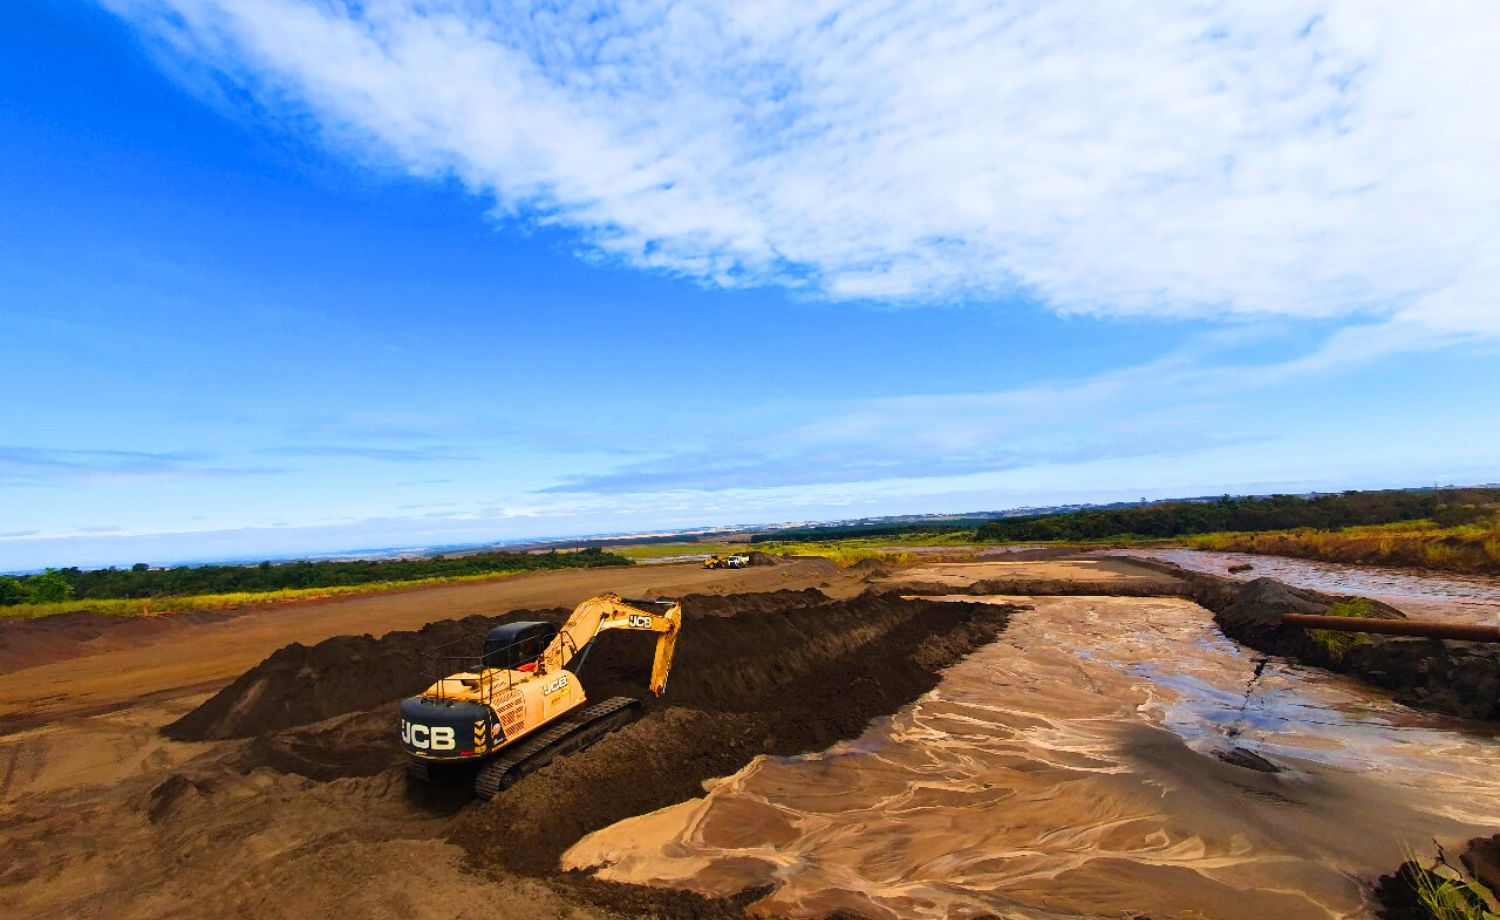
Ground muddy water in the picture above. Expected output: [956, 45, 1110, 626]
[565, 596, 1500, 919]
[1129, 548, 1500, 624]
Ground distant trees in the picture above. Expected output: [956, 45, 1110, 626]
[750, 523, 977, 543]
[0, 547, 632, 606]
[0, 577, 26, 605]
[25, 569, 74, 603]
[974, 488, 1500, 543]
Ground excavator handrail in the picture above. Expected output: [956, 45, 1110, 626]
[418, 630, 548, 704]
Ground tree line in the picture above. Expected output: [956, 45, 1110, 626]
[974, 488, 1500, 543]
[0, 547, 632, 606]
[749, 522, 982, 543]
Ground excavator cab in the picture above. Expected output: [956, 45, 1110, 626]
[483, 621, 556, 673]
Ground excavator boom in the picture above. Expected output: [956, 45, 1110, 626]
[540, 593, 682, 694]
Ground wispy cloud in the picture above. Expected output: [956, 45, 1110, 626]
[0, 446, 288, 487]
[107, 0, 1500, 342]
[534, 329, 1445, 495]
[540, 433, 1252, 493]
[262, 445, 473, 463]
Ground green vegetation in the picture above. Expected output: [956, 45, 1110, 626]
[26, 568, 74, 603]
[750, 522, 983, 543]
[1308, 598, 1375, 661]
[0, 547, 632, 613]
[0, 577, 28, 605]
[975, 488, 1500, 545]
[1401, 846, 1495, 920]
[1412, 871, 1493, 920]
[0, 571, 536, 620]
[615, 542, 744, 560]
[749, 540, 922, 567]
[1184, 518, 1500, 576]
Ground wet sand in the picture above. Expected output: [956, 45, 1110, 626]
[1129, 548, 1500, 625]
[567, 595, 1500, 919]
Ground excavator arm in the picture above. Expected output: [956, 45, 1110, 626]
[538, 593, 682, 695]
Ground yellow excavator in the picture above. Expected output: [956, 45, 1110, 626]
[399, 593, 681, 799]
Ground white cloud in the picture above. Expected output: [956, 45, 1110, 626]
[105, 0, 1500, 336]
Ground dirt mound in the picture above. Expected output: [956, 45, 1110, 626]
[678, 588, 827, 618]
[1126, 557, 1500, 723]
[167, 591, 838, 743]
[164, 610, 567, 741]
[1211, 576, 1500, 720]
[449, 591, 1014, 876]
[1219, 576, 1404, 629]
[743, 551, 780, 566]
[247, 709, 405, 781]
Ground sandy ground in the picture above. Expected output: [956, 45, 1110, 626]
[0, 558, 867, 919]
[878, 557, 1162, 587]
[8, 553, 1480, 920]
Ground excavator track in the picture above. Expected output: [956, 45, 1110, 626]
[473, 696, 642, 801]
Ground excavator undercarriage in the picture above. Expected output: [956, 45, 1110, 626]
[399, 594, 681, 800]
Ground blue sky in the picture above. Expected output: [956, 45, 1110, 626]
[2, 0, 1497, 570]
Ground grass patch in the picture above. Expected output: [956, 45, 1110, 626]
[613, 542, 744, 560]
[1400, 845, 1496, 920]
[749, 540, 922, 567]
[1309, 597, 1375, 661]
[0, 571, 524, 620]
[1181, 516, 1500, 575]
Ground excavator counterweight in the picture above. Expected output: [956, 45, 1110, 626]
[398, 593, 682, 798]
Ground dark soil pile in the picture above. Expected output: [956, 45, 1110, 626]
[677, 588, 828, 618]
[1125, 558, 1500, 722]
[1463, 834, 1500, 893]
[743, 551, 781, 566]
[163, 610, 567, 741]
[448, 591, 1013, 876]
[164, 590, 832, 742]
[247, 709, 404, 781]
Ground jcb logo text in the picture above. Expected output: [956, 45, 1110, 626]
[401, 720, 456, 750]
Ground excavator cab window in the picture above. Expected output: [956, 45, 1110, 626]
[482, 622, 557, 672]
